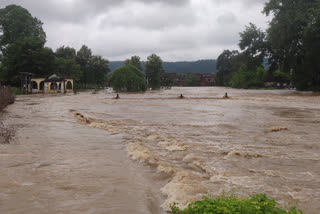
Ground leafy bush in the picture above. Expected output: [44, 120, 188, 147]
[10, 87, 23, 95]
[230, 65, 267, 89]
[274, 69, 291, 83]
[168, 194, 303, 214]
[110, 64, 146, 92]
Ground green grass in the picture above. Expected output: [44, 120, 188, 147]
[168, 194, 303, 214]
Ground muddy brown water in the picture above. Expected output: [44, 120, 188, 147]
[0, 87, 319, 214]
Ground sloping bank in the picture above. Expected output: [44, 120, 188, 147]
[0, 87, 15, 144]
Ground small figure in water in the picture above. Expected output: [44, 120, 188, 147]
[223, 92, 229, 99]
[115, 94, 120, 99]
[179, 94, 184, 99]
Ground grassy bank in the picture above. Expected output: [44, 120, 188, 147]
[168, 194, 303, 214]
[0, 87, 15, 112]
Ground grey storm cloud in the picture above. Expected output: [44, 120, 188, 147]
[0, 0, 270, 61]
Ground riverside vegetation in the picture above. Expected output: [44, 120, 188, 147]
[215, 0, 320, 91]
[0, 5, 165, 92]
[169, 194, 303, 214]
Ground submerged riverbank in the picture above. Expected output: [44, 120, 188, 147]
[0, 87, 319, 213]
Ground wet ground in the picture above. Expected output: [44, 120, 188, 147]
[0, 87, 319, 213]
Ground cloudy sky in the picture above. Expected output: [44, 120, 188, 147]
[0, 0, 271, 61]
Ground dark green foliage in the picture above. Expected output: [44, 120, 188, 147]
[88, 55, 110, 86]
[125, 55, 142, 71]
[76, 45, 92, 87]
[217, 0, 320, 91]
[0, 5, 48, 85]
[230, 66, 268, 89]
[239, 23, 268, 71]
[145, 54, 165, 90]
[0, 5, 46, 54]
[168, 194, 303, 214]
[273, 69, 290, 83]
[55, 46, 76, 59]
[110, 64, 146, 92]
[263, 0, 320, 91]
[1, 37, 55, 85]
[55, 57, 81, 81]
[54, 46, 81, 81]
[216, 50, 239, 86]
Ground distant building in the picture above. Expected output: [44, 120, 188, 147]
[30, 74, 73, 94]
[198, 73, 216, 86]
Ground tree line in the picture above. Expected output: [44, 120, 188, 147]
[0, 5, 111, 89]
[216, 0, 320, 91]
[0, 5, 166, 91]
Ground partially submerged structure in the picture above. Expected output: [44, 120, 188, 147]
[20, 73, 73, 94]
[20, 72, 34, 93]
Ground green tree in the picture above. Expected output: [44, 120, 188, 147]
[55, 46, 76, 59]
[54, 46, 81, 81]
[263, 0, 320, 90]
[1, 37, 55, 85]
[55, 58, 81, 81]
[216, 50, 239, 86]
[230, 65, 267, 89]
[76, 45, 92, 87]
[110, 64, 146, 92]
[88, 55, 110, 86]
[239, 23, 268, 71]
[145, 54, 165, 89]
[0, 5, 46, 54]
[125, 55, 142, 71]
[0, 5, 48, 85]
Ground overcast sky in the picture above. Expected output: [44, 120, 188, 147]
[1, 0, 271, 61]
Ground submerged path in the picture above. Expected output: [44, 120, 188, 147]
[0, 94, 166, 214]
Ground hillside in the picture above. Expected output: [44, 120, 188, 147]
[109, 59, 217, 74]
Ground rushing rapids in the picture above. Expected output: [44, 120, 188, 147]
[1, 87, 319, 213]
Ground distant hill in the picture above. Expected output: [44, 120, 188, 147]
[109, 59, 217, 74]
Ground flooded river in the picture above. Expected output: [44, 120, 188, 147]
[1, 87, 319, 213]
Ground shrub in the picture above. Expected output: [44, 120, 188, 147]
[168, 194, 303, 214]
[110, 64, 146, 92]
[0, 87, 15, 112]
[230, 65, 267, 89]
[10, 87, 23, 95]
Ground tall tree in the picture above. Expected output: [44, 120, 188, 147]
[110, 64, 146, 92]
[54, 46, 81, 81]
[263, 0, 320, 90]
[145, 54, 165, 89]
[0, 5, 46, 54]
[0, 5, 48, 85]
[239, 23, 268, 71]
[55, 46, 76, 59]
[1, 37, 55, 85]
[88, 55, 110, 86]
[76, 45, 92, 87]
[216, 50, 239, 85]
[125, 55, 142, 71]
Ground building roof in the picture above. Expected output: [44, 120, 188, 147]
[44, 74, 65, 82]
